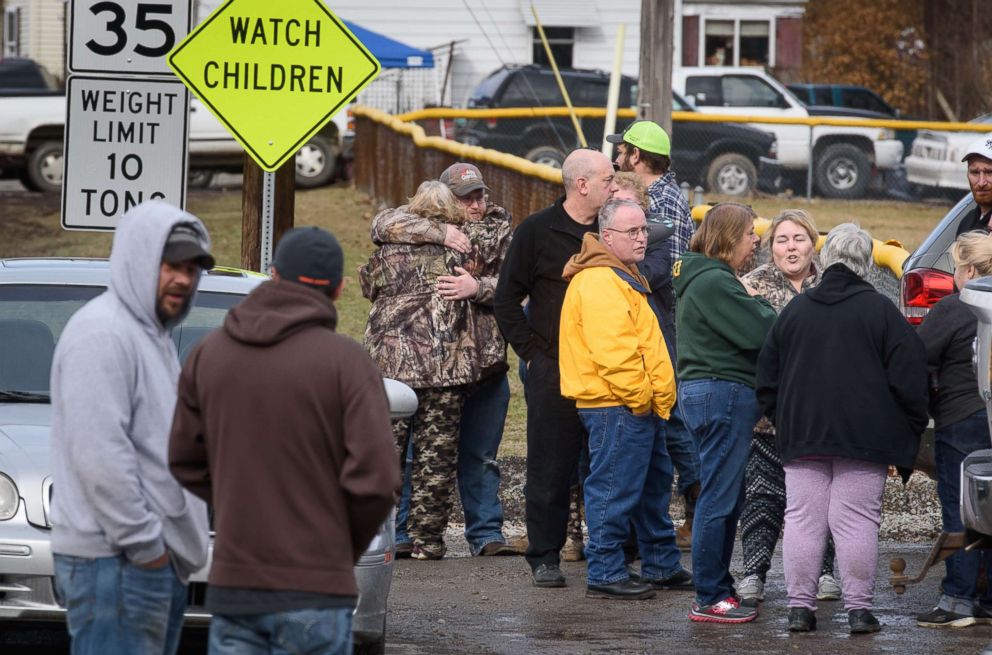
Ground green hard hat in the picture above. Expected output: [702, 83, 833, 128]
[606, 120, 672, 156]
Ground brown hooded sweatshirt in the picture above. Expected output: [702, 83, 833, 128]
[169, 279, 401, 603]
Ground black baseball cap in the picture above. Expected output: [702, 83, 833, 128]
[272, 226, 344, 292]
[163, 224, 215, 269]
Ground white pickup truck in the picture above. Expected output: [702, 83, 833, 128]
[0, 90, 347, 193]
[672, 67, 903, 199]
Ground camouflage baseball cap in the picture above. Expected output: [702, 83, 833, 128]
[606, 120, 672, 157]
[440, 163, 489, 197]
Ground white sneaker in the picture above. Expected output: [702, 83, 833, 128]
[737, 573, 765, 601]
[817, 574, 841, 601]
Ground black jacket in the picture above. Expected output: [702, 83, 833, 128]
[756, 264, 929, 474]
[956, 205, 991, 236]
[916, 292, 986, 429]
[638, 238, 676, 362]
[495, 197, 597, 362]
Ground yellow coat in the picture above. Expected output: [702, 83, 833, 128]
[558, 234, 676, 419]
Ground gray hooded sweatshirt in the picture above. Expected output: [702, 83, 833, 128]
[50, 200, 210, 581]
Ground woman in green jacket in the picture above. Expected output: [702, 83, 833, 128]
[673, 202, 777, 624]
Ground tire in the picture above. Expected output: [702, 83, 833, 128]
[815, 143, 871, 199]
[524, 145, 566, 169]
[26, 141, 64, 194]
[187, 169, 215, 189]
[295, 135, 338, 188]
[17, 168, 41, 192]
[705, 153, 757, 197]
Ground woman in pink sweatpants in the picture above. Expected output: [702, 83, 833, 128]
[756, 224, 929, 635]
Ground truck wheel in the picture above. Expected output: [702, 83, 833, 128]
[815, 143, 870, 199]
[26, 141, 64, 194]
[18, 169, 41, 192]
[705, 153, 756, 197]
[295, 135, 339, 188]
[525, 146, 566, 169]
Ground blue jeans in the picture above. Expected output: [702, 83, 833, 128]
[667, 403, 701, 496]
[397, 374, 510, 554]
[208, 608, 353, 655]
[53, 554, 187, 655]
[679, 378, 759, 606]
[935, 408, 992, 614]
[579, 406, 683, 586]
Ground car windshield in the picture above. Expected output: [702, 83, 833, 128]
[0, 284, 244, 399]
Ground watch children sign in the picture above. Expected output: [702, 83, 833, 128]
[168, 0, 380, 171]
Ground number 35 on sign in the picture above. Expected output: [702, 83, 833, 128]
[69, 0, 192, 76]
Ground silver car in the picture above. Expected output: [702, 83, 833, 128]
[960, 277, 992, 539]
[0, 258, 413, 655]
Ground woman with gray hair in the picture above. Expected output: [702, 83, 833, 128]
[737, 210, 838, 605]
[756, 223, 929, 634]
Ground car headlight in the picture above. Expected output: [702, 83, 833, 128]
[877, 128, 896, 141]
[0, 474, 19, 520]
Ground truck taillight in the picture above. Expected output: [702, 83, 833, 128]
[902, 269, 954, 325]
[347, 107, 354, 132]
[486, 118, 498, 129]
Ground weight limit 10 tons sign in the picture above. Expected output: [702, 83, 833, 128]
[62, 76, 189, 230]
[63, 0, 192, 231]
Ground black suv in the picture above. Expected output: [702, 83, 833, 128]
[455, 65, 781, 197]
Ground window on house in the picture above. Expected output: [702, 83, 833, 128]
[739, 21, 769, 66]
[3, 8, 21, 57]
[704, 21, 734, 66]
[703, 19, 772, 67]
[533, 27, 574, 68]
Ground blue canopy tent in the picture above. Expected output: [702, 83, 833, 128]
[343, 21, 434, 69]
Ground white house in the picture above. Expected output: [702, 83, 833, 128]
[3, 0, 807, 104]
[193, 0, 807, 107]
[3, 0, 66, 79]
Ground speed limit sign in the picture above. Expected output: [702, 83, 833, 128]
[69, 0, 192, 75]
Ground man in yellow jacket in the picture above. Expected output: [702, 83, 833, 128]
[560, 198, 691, 600]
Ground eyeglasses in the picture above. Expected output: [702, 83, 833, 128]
[605, 226, 649, 240]
[457, 192, 488, 207]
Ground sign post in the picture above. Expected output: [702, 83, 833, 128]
[62, 0, 193, 231]
[168, 0, 380, 270]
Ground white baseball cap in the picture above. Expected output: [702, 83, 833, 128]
[961, 136, 992, 162]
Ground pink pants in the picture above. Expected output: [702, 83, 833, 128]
[783, 457, 887, 611]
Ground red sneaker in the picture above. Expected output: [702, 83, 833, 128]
[689, 597, 758, 623]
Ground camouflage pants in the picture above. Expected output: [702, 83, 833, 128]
[393, 386, 466, 557]
[567, 484, 585, 542]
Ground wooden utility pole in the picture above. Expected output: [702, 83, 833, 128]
[241, 156, 295, 272]
[638, 0, 675, 134]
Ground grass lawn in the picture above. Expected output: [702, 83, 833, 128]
[0, 184, 960, 458]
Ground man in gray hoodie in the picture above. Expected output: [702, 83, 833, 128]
[50, 200, 215, 655]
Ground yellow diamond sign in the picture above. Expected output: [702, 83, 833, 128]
[168, 0, 380, 171]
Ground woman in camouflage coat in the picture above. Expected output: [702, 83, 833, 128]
[736, 210, 838, 603]
[360, 181, 511, 559]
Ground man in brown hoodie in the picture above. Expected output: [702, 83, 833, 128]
[559, 199, 689, 600]
[169, 226, 400, 655]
